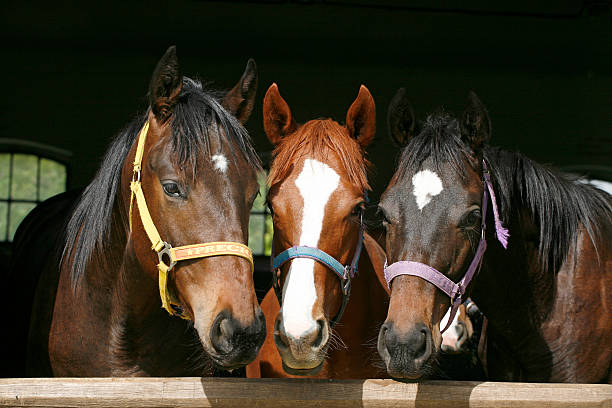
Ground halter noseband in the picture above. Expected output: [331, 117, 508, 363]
[383, 161, 509, 333]
[270, 196, 367, 328]
[129, 121, 254, 319]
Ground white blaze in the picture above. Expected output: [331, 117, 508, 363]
[282, 159, 340, 338]
[412, 169, 443, 210]
[211, 154, 228, 173]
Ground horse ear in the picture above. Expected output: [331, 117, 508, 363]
[346, 85, 376, 148]
[221, 58, 258, 124]
[460, 91, 491, 153]
[387, 88, 416, 147]
[149, 46, 183, 123]
[263, 83, 297, 145]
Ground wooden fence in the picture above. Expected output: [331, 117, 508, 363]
[2, 378, 611, 407]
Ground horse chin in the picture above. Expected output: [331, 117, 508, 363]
[384, 360, 434, 381]
[281, 361, 324, 376]
[210, 353, 259, 371]
[276, 345, 327, 375]
[199, 335, 262, 370]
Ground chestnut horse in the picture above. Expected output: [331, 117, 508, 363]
[246, 84, 389, 378]
[378, 88, 612, 382]
[9, 47, 266, 376]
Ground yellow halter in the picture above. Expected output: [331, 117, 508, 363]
[129, 121, 254, 319]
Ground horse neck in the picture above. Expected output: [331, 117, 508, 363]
[329, 243, 389, 378]
[105, 226, 207, 376]
[341, 231, 388, 332]
[472, 203, 558, 380]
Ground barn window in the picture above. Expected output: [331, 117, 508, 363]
[0, 139, 70, 242]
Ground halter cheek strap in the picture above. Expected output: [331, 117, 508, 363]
[383, 160, 509, 333]
[129, 121, 254, 319]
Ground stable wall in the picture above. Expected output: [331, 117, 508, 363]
[3, 1, 611, 201]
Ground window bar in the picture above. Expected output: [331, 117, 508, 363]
[36, 157, 41, 202]
[6, 154, 13, 241]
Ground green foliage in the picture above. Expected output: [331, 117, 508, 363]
[0, 154, 67, 242]
[248, 171, 273, 256]
[9, 202, 36, 240]
[11, 154, 37, 200]
[0, 202, 6, 241]
[40, 158, 67, 201]
[0, 154, 9, 200]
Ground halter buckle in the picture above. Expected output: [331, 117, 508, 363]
[343, 264, 351, 280]
[157, 241, 177, 271]
[132, 166, 142, 183]
[341, 275, 352, 296]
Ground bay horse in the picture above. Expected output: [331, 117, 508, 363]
[378, 88, 612, 382]
[9, 46, 266, 376]
[246, 84, 389, 378]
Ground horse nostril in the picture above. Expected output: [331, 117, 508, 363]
[381, 323, 396, 349]
[415, 329, 428, 358]
[210, 313, 233, 354]
[220, 318, 233, 339]
[312, 319, 326, 349]
[456, 322, 467, 345]
[412, 325, 432, 363]
[274, 317, 289, 348]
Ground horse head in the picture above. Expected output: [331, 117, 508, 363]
[378, 88, 492, 379]
[264, 83, 375, 374]
[122, 47, 265, 369]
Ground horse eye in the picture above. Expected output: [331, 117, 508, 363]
[162, 182, 182, 198]
[351, 202, 365, 216]
[377, 206, 391, 227]
[464, 209, 482, 227]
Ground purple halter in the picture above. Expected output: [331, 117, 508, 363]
[384, 160, 509, 333]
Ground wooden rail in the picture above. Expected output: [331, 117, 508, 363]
[1, 378, 611, 407]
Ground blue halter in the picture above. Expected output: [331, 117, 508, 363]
[270, 194, 367, 328]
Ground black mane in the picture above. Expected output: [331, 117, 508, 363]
[397, 112, 612, 272]
[395, 113, 476, 182]
[485, 147, 611, 272]
[63, 77, 261, 288]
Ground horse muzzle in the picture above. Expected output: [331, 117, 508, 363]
[273, 313, 329, 373]
[378, 321, 435, 380]
[205, 308, 266, 369]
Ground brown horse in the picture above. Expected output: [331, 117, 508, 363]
[246, 84, 389, 378]
[377, 88, 612, 382]
[11, 47, 266, 376]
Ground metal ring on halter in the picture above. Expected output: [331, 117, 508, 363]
[157, 241, 177, 271]
[341, 273, 352, 296]
[342, 265, 351, 283]
[330, 277, 351, 328]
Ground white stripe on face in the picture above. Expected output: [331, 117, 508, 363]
[412, 169, 443, 211]
[281, 159, 340, 339]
